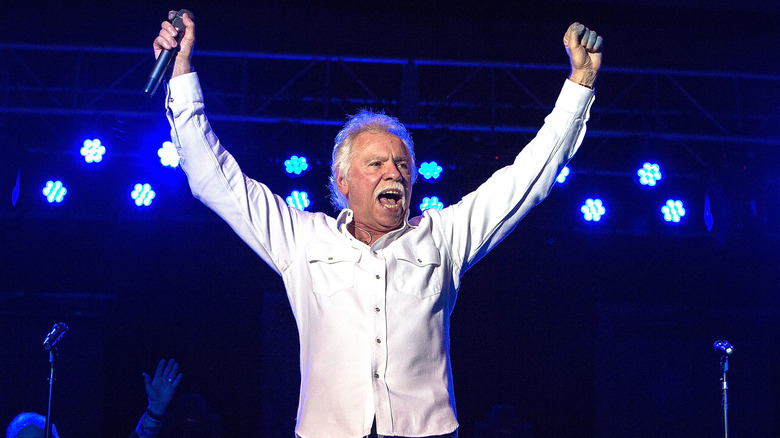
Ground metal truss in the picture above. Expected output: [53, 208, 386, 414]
[2, 43, 778, 151]
[2, 43, 779, 236]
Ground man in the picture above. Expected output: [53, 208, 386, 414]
[154, 12, 602, 438]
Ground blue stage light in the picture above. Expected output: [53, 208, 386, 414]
[419, 196, 444, 211]
[80, 138, 105, 163]
[419, 161, 443, 180]
[637, 162, 662, 186]
[286, 190, 310, 210]
[556, 166, 570, 184]
[581, 198, 605, 222]
[284, 155, 309, 175]
[158, 141, 180, 168]
[42, 180, 67, 203]
[131, 183, 156, 207]
[661, 199, 686, 223]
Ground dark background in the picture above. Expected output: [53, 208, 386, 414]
[1, 1, 779, 437]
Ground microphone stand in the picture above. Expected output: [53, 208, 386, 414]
[42, 322, 68, 438]
[45, 346, 57, 438]
[720, 354, 728, 438]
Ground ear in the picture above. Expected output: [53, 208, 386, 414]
[336, 171, 349, 196]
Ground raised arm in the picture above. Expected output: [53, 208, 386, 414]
[133, 359, 183, 438]
[442, 22, 602, 272]
[157, 12, 309, 275]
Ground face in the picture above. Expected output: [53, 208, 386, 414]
[337, 131, 413, 234]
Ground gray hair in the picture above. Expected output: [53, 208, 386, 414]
[329, 109, 417, 210]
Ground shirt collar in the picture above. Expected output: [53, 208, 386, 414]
[335, 208, 414, 247]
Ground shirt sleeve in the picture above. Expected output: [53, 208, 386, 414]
[133, 412, 162, 438]
[441, 80, 595, 273]
[165, 73, 304, 274]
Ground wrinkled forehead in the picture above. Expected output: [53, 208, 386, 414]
[352, 131, 413, 159]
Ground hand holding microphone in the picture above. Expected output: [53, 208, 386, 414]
[145, 9, 195, 97]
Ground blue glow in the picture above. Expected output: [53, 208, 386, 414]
[637, 162, 662, 186]
[80, 138, 105, 163]
[286, 190, 310, 210]
[284, 155, 309, 175]
[419, 161, 443, 180]
[556, 166, 570, 184]
[581, 198, 605, 222]
[42, 180, 67, 203]
[419, 196, 444, 211]
[704, 193, 713, 231]
[661, 199, 686, 223]
[158, 141, 180, 168]
[131, 183, 156, 207]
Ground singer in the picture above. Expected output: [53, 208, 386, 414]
[153, 11, 602, 438]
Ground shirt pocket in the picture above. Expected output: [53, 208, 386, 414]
[306, 244, 360, 296]
[392, 245, 443, 299]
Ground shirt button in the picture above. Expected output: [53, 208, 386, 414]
[327, 257, 333, 260]
[374, 373, 379, 379]
[375, 274, 380, 279]
[417, 258, 422, 263]
[375, 307, 380, 313]
[376, 338, 381, 343]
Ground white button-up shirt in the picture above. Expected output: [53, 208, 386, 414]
[166, 73, 594, 438]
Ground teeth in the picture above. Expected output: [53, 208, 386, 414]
[374, 182, 406, 202]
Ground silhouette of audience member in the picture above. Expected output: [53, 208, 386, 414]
[131, 359, 183, 438]
[5, 412, 59, 438]
[474, 404, 534, 438]
[158, 393, 222, 438]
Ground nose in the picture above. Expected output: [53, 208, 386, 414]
[384, 162, 402, 181]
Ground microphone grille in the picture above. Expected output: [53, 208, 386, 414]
[714, 340, 733, 356]
[172, 9, 195, 29]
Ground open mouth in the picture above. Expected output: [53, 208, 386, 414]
[377, 189, 404, 210]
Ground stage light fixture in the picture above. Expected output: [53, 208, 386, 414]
[131, 183, 156, 207]
[419, 161, 443, 180]
[158, 141, 180, 168]
[581, 198, 605, 222]
[284, 155, 309, 176]
[556, 166, 570, 184]
[661, 199, 686, 223]
[286, 190, 310, 210]
[419, 196, 444, 212]
[80, 138, 105, 163]
[637, 162, 662, 186]
[42, 180, 67, 204]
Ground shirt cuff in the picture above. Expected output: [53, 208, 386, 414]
[166, 72, 203, 108]
[134, 412, 163, 438]
[556, 79, 595, 116]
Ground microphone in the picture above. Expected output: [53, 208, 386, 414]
[143, 9, 195, 97]
[714, 339, 734, 356]
[43, 323, 69, 351]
